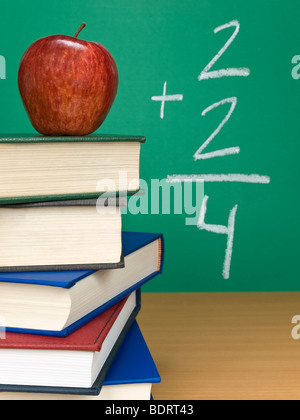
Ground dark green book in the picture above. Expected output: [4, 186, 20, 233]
[0, 134, 145, 204]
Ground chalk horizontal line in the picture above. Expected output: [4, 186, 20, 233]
[167, 174, 271, 184]
[151, 95, 183, 101]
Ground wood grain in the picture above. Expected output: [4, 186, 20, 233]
[137, 292, 300, 400]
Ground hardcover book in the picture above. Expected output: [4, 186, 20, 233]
[0, 290, 140, 390]
[0, 321, 160, 400]
[0, 134, 145, 204]
[0, 232, 164, 336]
[0, 199, 124, 272]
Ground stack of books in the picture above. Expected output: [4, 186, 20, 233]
[0, 135, 164, 400]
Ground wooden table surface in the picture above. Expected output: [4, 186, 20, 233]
[137, 292, 300, 400]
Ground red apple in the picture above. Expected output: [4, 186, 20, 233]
[18, 24, 118, 136]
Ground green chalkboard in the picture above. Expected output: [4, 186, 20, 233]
[0, 0, 299, 292]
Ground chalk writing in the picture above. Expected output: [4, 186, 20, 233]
[194, 97, 239, 161]
[198, 195, 238, 280]
[151, 81, 183, 119]
[198, 20, 250, 81]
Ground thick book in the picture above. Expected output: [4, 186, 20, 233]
[0, 321, 160, 400]
[0, 290, 140, 391]
[0, 135, 145, 204]
[0, 199, 124, 272]
[0, 232, 164, 336]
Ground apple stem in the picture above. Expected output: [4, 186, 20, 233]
[74, 23, 86, 39]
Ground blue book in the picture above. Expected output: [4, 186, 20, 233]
[0, 321, 161, 400]
[0, 232, 164, 337]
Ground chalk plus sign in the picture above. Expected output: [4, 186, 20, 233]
[151, 81, 183, 119]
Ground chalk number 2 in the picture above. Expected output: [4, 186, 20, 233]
[194, 97, 239, 161]
[198, 20, 250, 81]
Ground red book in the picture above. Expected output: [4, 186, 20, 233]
[0, 290, 140, 390]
